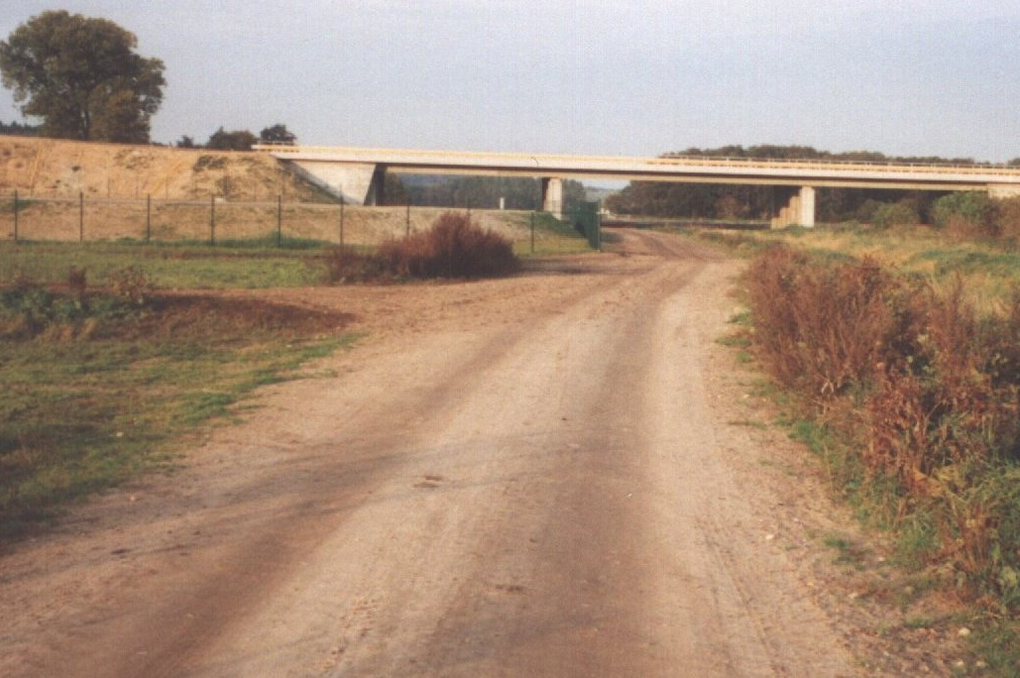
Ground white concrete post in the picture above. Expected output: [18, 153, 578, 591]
[798, 186, 816, 227]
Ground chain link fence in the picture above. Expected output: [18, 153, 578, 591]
[1, 192, 600, 253]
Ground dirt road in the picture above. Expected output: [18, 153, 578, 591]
[2, 231, 903, 676]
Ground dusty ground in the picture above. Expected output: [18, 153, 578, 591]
[0, 230, 968, 676]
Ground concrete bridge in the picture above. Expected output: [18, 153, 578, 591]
[253, 145, 1020, 227]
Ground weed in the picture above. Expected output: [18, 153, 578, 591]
[715, 332, 750, 348]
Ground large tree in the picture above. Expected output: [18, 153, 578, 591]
[0, 10, 165, 143]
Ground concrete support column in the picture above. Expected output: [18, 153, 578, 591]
[541, 177, 564, 219]
[798, 186, 816, 227]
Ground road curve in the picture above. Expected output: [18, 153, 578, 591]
[0, 230, 856, 677]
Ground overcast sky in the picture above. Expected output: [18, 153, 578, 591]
[2, 1, 1019, 162]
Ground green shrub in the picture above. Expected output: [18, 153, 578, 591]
[872, 201, 920, 229]
[931, 192, 998, 237]
[995, 195, 1020, 242]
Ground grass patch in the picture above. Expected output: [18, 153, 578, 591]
[0, 280, 354, 540]
[0, 240, 329, 289]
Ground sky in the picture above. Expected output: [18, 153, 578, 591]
[2, 1, 1020, 163]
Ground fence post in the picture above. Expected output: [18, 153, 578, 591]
[146, 194, 151, 242]
[79, 191, 84, 244]
[530, 211, 535, 254]
[339, 199, 345, 247]
[13, 189, 18, 243]
[210, 194, 216, 245]
[277, 194, 283, 247]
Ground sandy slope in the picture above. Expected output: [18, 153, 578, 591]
[0, 231, 962, 676]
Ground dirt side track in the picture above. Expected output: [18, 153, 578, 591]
[0, 231, 952, 676]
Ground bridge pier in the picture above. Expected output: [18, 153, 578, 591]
[541, 177, 564, 219]
[990, 184, 1020, 199]
[771, 186, 815, 229]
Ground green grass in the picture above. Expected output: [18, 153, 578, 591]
[0, 240, 329, 289]
[0, 282, 356, 540]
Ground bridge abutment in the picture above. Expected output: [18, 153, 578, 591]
[771, 186, 815, 229]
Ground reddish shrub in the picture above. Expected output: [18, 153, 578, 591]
[378, 212, 519, 279]
[746, 246, 907, 398]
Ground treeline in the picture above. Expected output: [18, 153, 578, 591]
[606, 145, 1020, 223]
[393, 175, 588, 212]
[175, 123, 296, 151]
[0, 119, 38, 136]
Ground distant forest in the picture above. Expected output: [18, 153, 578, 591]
[606, 145, 1020, 223]
[0, 119, 38, 136]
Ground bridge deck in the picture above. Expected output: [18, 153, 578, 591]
[255, 145, 1020, 191]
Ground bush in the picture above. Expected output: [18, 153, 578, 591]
[931, 192, 999, 237]
[745, 246, 1020, 603]
[378, 212, 519, 279]
[746, 246, 912, 398]
[995, 195, 1020, 242]
[872, 201, 920, 229]
[324, 246, 385, 283]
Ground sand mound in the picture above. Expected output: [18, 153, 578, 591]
[0, 135, 327, 202]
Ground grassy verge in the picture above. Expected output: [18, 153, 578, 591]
[704, 221, 1020, 674]
[0, 272, 355, 541]
[0, 239, 329, 289]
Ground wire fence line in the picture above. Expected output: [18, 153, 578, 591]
[0, 191, 597, 251]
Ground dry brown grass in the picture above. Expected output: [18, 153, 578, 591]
[745, 245, 1020, 606]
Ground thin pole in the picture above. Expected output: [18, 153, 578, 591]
[146, 194, 151, 242]
[406, 203, 411, 237]
[79, 192, 84, 244]
[530, 211, 535, 254]
[13, 190, 18, 243]
[339, 199, 345, 247]
[210, 194, 216, 245]
[277, 194, 283, 246]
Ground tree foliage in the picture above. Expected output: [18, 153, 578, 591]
[604, 145, 974, 223]
[0, 10, 165, 142]
[205, 127, 257, 151]
[0, 119, 37, 136]
[259, 123, 296, 145]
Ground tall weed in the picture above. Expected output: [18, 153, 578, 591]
[745, 245, 1020, 606]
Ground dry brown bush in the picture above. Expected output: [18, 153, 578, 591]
[746, 247, 1020, 596]
[378, 212, 519, 279]
[746, 246, 906, 399]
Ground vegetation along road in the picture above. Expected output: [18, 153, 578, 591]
[2, 231, 964, 676]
